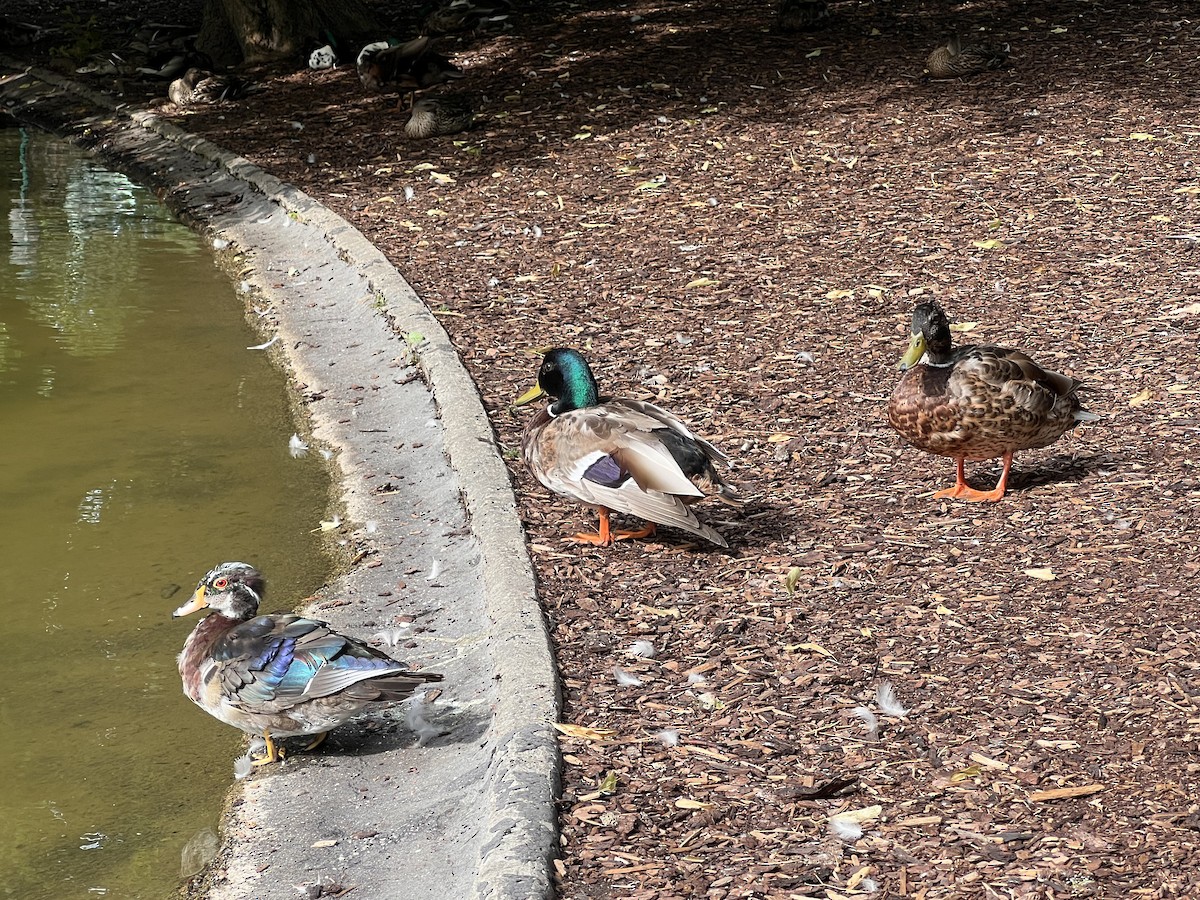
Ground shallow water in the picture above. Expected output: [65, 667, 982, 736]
[0, 126, 336, 899]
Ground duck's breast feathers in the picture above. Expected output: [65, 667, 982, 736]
[210, 614, 419, 711]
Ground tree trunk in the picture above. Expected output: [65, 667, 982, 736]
[198, 0, 381, 66]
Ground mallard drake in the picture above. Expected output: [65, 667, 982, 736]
[174, 562, 443, 766]
[405, 95, 474, 138]
[925, 35, 1009, 78]
[513, 348, 740, 547]
[777, 0, 829, 32]
[357, 36, 463, 108]
[168, 68, 253, 105]
[887, 301, 1098, 502]
[422, 0, 511, 36]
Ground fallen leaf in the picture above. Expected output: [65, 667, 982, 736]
[1024, 568, 1056, 581]
[311, 839, 338, 848]
[825, 288, 854, 300]
[1128, 132, 1155, 141]
[675, 798, 714, 809]
[553, 723, 616, 741]
[685, 277, 719, 289]
[767, 433, 794, 442]
[950, 765, 981, 784]
[597, 771, 619, 795]
[972, 239, 1005, 250]
[1128, 388, 1153, 407]
[784, 566, 802, 596]
[949, 321, 979, 332]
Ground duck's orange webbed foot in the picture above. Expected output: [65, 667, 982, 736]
[251, 734, 285, 767]
[933, 453, 1012, 503]
[568, 508, 615, 546]
[613, 523, 656, 541]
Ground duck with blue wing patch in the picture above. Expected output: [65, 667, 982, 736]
[513, 348, 740, 548]
[174, 562, 442, 766]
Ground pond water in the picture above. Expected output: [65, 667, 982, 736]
[0, 125, 336, 899]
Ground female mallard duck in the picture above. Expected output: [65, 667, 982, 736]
[925, 35, 1009, 79]
[405, 95, 474, 139]
[514, 348, 740, 547]
[174, 562, 443, 766]
[357, 36, 463, 109]
[887, 301, 1098, 502]
[168, 68, 253, 106]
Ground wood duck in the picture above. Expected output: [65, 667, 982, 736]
[174, 562, 443, 765]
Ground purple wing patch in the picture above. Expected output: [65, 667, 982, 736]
[582, 454, 628, 488]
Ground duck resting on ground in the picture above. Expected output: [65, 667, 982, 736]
[925, 34, 1009, 78]
[168, 68, 253, 105]
[357, 36, 463, 109]
[422, 0, 512, 36]
[514, 348, 740, 548]
[887, 301, 1099, 502]
[405, 95, 475, 138]
[174, 562, 443, 766]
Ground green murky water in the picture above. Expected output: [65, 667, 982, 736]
[0, 126, 336, 898]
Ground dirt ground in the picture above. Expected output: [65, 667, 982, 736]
[12, 0, 1200, 897]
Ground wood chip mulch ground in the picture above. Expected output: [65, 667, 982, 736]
[23, 0, 1200, 896]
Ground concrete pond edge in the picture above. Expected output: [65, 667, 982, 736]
[1, 62, 561, 900]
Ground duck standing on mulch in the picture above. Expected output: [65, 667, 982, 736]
[514, 348, 740, 547]
[887, 301, 1099, 502]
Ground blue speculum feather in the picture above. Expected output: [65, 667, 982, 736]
[583, 454, 628, 488]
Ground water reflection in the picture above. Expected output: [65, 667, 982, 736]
[4, 128, 202, 365]
[0, 126, 335, 899]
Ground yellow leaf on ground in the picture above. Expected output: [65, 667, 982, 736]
[1128, 132, 1155, 141]
[972, 239, 1005, 250]
[554, 723, 616, 741]
[767, 433, 794, 442]
[825, 288, 854, 300]
[1128, 389, 1153, 407]
[685, 277, 719, 289]
[1024, 568, 1056, 581]
[675, 798, 713, 809]
[950, 765, 981, 783]
[949, 321, 979, 332]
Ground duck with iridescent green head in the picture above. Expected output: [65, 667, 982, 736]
[513, 348, 740, 548]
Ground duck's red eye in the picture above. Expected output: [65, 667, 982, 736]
[213, 577, 229, 590]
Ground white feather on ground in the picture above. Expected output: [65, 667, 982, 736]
[613, 667, 643, 686]
[853, 705, 879, 740]
[876, 680, 909, 718]
[627, 640, 656, 658]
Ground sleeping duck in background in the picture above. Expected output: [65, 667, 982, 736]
[422, 0, 512, 36]
[167, 68, 254, 106]
[357, 36, 463, 108]
[925, 35, 1009, 79]
[513, 348, 740, 548]
[405, 95, 475, 138]
[174, 562, 443, 766]
[887, 301, 1098, 502]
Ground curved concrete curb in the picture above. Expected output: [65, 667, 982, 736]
[1, 63, 559, 900]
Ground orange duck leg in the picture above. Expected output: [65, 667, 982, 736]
[933, 452, 1013, 502]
